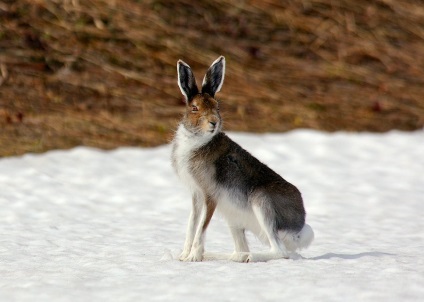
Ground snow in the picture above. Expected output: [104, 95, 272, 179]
[1, 129, 423, 301]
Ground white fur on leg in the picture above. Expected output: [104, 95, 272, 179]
[203, 252, 233, 261]
[246, 251, 288, 262]
[180, 194, 204, 261]
[178, 207, 196, 257]
[229, 252, 249, 262]
[229, 227, 249, 252]
[181, 196, 210, 262]
[251, 204, 289, 260]
[228, 227, 250, 262]
[183, 244, 204, 262]
[184, 234, 205, 261]
[202, 251, 250, 262]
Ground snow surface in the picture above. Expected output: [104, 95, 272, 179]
[1, 130, 423, 301]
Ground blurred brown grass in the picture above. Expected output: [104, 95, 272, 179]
[1, 0, 423, 156]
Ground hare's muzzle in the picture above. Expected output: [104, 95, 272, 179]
[208, 121, 217, 132]
[207, 115, 220, 132]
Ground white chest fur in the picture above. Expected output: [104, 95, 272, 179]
[172, 124, 213, 192]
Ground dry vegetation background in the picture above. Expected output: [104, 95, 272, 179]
[1, 0, 424, 156]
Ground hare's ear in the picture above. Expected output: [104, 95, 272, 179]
[177, 60, 199, 102]
[201, 56, 225, 97]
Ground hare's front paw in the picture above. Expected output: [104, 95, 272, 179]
[179, 249, 191, 261]
[183, 251, 203, 262]
[182, 246, 204, 262]
[183, 253, 203, 262]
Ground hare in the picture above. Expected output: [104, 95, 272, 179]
[172, 56, 314, 262]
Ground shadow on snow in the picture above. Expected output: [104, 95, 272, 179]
[309, 252, 394, 261]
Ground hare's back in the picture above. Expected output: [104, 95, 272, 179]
[213, 137, 287, 192]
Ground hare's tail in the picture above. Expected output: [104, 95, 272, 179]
[279, 224, 314, 252]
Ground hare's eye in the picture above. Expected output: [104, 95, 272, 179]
[191, 105, 199, 112]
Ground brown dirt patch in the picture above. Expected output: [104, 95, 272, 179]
[1, 0, 423, 156]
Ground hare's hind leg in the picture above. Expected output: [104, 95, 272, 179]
[203, 227, 250, 262]
[230, 227, 249, 252]
[229, 227, 251, 262]
[246, 203, 289, 262]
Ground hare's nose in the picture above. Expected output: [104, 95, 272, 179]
[209, 121, 217, 127]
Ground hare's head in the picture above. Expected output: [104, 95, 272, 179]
[177, 56, 225, 136]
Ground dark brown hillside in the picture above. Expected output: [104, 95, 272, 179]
[0, 0, 423, 156]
